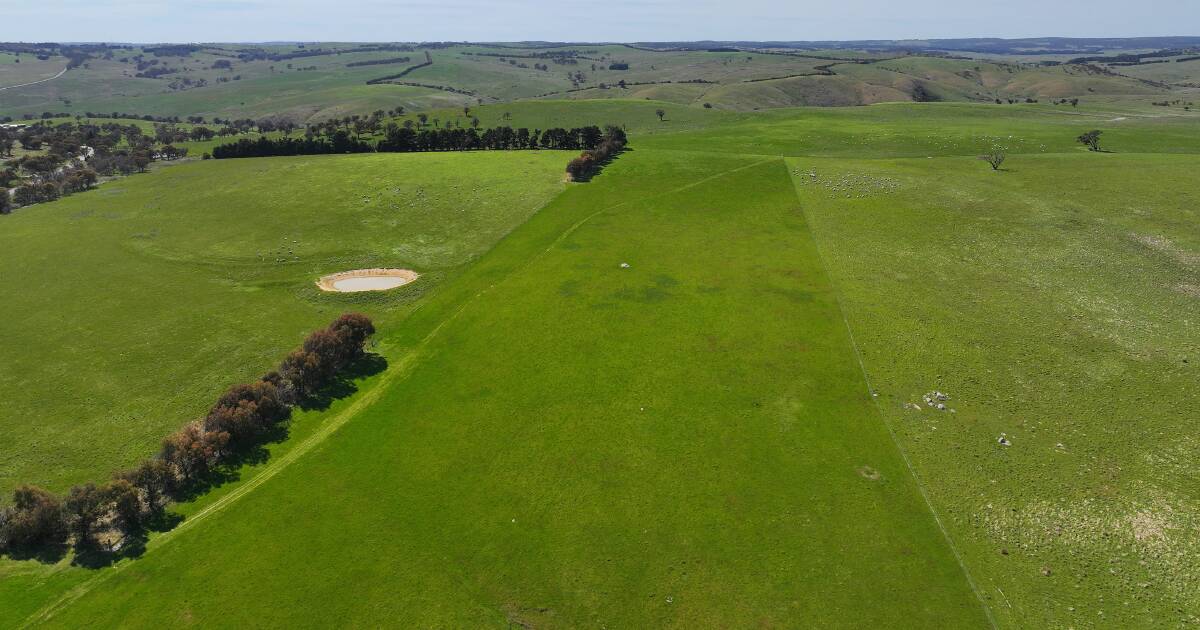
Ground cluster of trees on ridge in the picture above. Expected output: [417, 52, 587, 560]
[0, 121, 194, 214]
[0, 314, 376, 556]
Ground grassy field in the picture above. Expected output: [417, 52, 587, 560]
[789, 153, 1200, 628]
[0, 54, 68, 89]
[1, 95, 1198, 627]
[0, 150, 568, 499]
[6, 146, 990, 629]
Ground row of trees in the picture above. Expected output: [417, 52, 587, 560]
[364, 51, 434, 85]
[211, 125, 623, 159]
[566, 125, 628, 181]
[0, 314, 376, 554]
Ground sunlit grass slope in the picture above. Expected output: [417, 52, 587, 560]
[30, 151, 988, 628]
[0, 151, 568, 498]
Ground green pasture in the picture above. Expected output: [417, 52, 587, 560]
[9, 147, 991, 629]
[789, 152, 1200, 628]
[0, 150, 568, 500]
[1, 95, 1198, 628]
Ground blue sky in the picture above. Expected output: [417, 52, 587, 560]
[9, 0, 1199, 43]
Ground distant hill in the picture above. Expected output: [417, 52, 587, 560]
[633, 37, 1200, 54]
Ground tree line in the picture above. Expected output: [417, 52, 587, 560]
[0, 314, 376, 556]
[346, 56, 412, 67]
[364, 51, 434, 85]
[211, 124, 626, 158]
[565, 125, 627, 181]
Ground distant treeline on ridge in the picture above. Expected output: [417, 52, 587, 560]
[211, 125, 625, 158]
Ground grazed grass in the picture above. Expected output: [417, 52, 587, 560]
[0, 151, 568, 499]
[24, 149, 989, 628]
[1, 98, 1198, 628]
[791, 152, 1200, 627]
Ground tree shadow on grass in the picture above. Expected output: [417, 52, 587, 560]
[297, 352, 388, 412]
[3, 540, 69, 565]
[4, 353, 389, 570]
[172, 352, 387, 503]
[160, 354, 387, 518]
[69, 510, 184, 569]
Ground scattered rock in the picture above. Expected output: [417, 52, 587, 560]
[922, 391, 951, 411]
[1041, 566, 1052, 576]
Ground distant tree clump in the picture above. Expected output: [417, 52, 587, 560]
[1077, 130, 1103, 152]
[655, 109, 666, 121]
[0, 118, 172, 212]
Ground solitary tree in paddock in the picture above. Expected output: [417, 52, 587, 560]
[1077, 130, 1103, 152]
[656, 108, 666, 121]
[980, 147, 1006, 170]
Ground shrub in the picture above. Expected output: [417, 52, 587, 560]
[0, 485, 66, 549]
[279, 349, 323, 397]
[160, 421, 229, 484]
[63, 483, 108, 546]
[116, 459, 174, 513]
[566, 154, 595, 180]
[329, 313, 376, 360]
[204, 380, 290, 447]
[105, 479, 143, 531]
